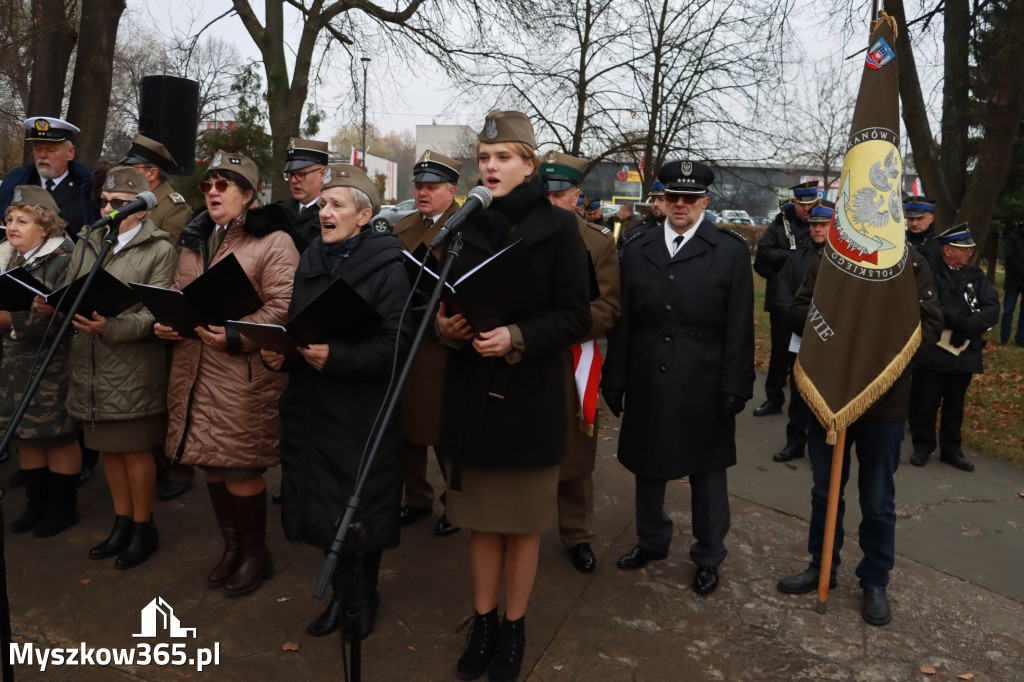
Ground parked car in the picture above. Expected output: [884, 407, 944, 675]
[704, 209, 720, 224]
[720, 209, 754, 225]
[370, 199, 417, 231]
[601, 204, 620, 219]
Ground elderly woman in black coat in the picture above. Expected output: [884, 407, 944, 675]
[262, 164, 411, 642]
[436, 111, 591, 682]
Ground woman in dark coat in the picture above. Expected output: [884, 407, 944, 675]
[262, 164, 411, 641]
[436, 111, 591, 682]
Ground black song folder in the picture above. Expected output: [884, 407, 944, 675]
[130, 253, 262, 339]
[226, 274, 382, 353]
[7, 266, 137, 318]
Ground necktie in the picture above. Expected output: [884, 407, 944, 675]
[298, 204, 305, 216]
[45, 179, 55, 192]
[672, 235, 684, 255]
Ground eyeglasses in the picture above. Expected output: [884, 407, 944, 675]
[99, 198, 129, 209]
[199, 179, 235, 194]
[282, 167, 324, 182]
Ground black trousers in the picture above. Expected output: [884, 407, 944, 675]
[634, 469, 730, 567]
[784, 352, 810, 451]
[908, 368, 973, 457]
[764, 311, 790, 405]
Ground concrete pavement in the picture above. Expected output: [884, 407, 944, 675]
[2, 374, 1023, 681]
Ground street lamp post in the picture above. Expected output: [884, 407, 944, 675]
[360, 56, 371, 171]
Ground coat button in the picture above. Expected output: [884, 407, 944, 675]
[664, 336, 670, 343]
[665, 304, 672, 311]
[668, 274, 675, 281]
[659, 365, 667, 373]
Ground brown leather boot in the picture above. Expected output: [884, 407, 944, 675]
[206, 482, 240, 588]
[224, 489, 273, 597]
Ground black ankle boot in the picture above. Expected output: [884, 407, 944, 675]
[341, 551, 383, 642]
[489, 615, 525, 682]
[457, 608, 500, 681]
[8, 468, 49, 534]
[89, 515, 134, 559]
[115, 520, 159, 569]
[307, 567, 346, 637]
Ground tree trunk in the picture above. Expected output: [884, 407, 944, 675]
[941, 0, 970, 205]
[65, 0, 126, 166]
[23, 0, 77, 165]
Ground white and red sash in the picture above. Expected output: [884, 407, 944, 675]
[570, 339, 602, 437]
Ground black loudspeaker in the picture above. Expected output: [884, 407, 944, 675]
[138, 75, 200, 176]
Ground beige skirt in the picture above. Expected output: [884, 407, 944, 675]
[444, 459, 559, 534]
[83, 415, 166, 453]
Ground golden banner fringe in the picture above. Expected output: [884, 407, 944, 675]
[577, 416, 595, 438]
[872, 11, 899, 39]
[795, 323, 921, 445]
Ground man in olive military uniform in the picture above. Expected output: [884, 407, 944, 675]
[539, 150, 621, 573]
[277, 138, 329, 253]
[752, 181, 819, 416]
[602, 160, 754, 596]
[0, 117, 98, 239]
[120, 134, 191, 249]
[903, 195, 937, 254]
[393, 150, 463, 536]
[908, 225, 999, 472]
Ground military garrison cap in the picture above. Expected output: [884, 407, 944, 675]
[478, 110, 537, 149]
[103, 166, 149, 195]
[23, 116, 79, 143]
[120, 134, 178, 174]
[658, 160, 715, 195]
[207, 150, 260, 192]
[10, 185, 60, 215]
[938, 223, 975, 248]
[791, 180, 820, 204]
[903, 195, 936, 217]
[284, 138, 330, 172]
[538, 151, 586, 191]
[321, 163, 381, 216]
[412, 150, 462, 184]
[809, 200, 836, 223]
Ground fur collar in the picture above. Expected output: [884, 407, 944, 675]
[179, 202, 293, 250]
[0, 235, 69, 272]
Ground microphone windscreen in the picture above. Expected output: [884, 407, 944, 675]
[138, 191, 158, 210]
[467, 185, 493, 209]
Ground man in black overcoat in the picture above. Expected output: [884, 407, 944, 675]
[276, 138, 329, 253]
[752, 181, 819, 416]
[601, 160, 754, 596]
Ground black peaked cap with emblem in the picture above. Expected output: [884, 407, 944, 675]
[284, 138, 330, 172]
[412, 150, 462, 184]
[790, 180, 821, 204]
[658, 160, 715, 195]
[120, 134, 179, 174]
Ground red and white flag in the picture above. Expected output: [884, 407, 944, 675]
[571, 340, 603, 436]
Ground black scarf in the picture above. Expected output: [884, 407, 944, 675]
[470, 176, 546, 249]
[320, 228, 368, 271]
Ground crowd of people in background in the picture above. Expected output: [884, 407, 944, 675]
[0, 107, 1018, 680]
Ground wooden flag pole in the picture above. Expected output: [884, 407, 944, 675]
[815, 427, 847, 613]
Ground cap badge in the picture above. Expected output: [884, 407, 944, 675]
[323, 167, 332, 184]
[229, 157, 241, 165]
[681, 161, 692, 177]
[423, 151, 431, 162]
[35, 119, 49, 132]
[287, 139, 296, 151]
[106, 174, 116, 189]
[485, 119, 498, 140]
[545, 151, 557, 163]
[12, 189, 21, 202]
[212, 152, 223, 167]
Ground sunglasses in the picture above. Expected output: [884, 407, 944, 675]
[199, 179, 236, 194]
[99, 198, 129, 209]
[282, 167, 323, 182]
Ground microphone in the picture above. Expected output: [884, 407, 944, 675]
[92, 191, 158, 233]
[428, 186, 493, 249]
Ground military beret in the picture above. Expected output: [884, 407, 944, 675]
[412, 149, 462, 184]
[321, 163, 381, 216]
[102, 166, 149, 196]
[938, 223, 975, 248]
[207, 150, 260, 191]
[23, 116, 79, 143]
[285, 138, 330, 172]
[809, 200, 836, 223]
[648, 181, 666, 197]
[903, 195, 936, 217]
[10, 185, 60, 215]
[658, 160, 715, 195]
[120, 134, 178, 174]
[538, 150, 586, 191]
[478, 110, 537, 149]
[791, 180, 821, 204]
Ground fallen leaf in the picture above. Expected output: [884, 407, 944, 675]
[956, 674, 974, 680]
[282, 641, 300, 651]
[919, 666, 936, 675]
[408, 646, 416, 652]
[1018, 491, 1024, 498]
[80, 578, 91, 585]
[12, 635, 22, 642]
[602, 437, 612, 441]
[276, 596, 291, 602]
[553, 664, 564, 671]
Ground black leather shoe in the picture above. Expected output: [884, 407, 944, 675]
[435, 514, 461, 537]
[307, 592, 344, 637]
[77, 466, 93, 485]
[271, 492, 284, 504]
[157, 480, 189, 501]
[940, 451, 975, 472]
[909, 451, 930, 466]
[773, 445, 804, 462]
[861, 587, 891, 626]
[776, 569, 837, 595]
[115, 521, 159, 569]
[752, 400, 783, 417]
[616, 545, 667, 570]
[569, 543, 596, 573]
[399, 505, 430, 526]
[693, 565, 718, 595]
[89, 515, 134, 559]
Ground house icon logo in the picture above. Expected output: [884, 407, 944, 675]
[133, 597, 197, 638]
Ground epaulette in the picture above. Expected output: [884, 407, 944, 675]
[586, 220, 615, 242]
[623, 229, 645, 249]
[719, 226, 748, 244]
[601, 227, 611, 235]
[169, 192, 186, 204]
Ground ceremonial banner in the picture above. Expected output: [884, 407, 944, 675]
[571, 340, 602, 437]
[794, 14, 921, 444]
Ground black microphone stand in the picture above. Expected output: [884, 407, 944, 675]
[0, 220, 122, 679]
[314, 231, 467, 681]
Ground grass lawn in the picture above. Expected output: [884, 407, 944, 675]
[750, 262, 1023, 467]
